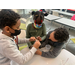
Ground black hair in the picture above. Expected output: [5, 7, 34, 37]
[54, 28, 69, 42]
[0, 9, 21, 29]
[32, 11, 44, 21]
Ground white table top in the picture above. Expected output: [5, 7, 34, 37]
[55, 18, 75, 28]
[52, 10, 74, 17]
[20, 47, 75, 65]
[45, 14, 61, 21]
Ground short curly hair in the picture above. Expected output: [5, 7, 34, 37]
[0, 9, 21, 29]
[54, 28, 69, 42]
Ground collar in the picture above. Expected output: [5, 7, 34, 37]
[32, 23, 37, 29]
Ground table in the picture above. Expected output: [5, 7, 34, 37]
[51, 10, 74, 18]
[54, 18, 75, 29]
[20, 47, 75, 65]
[45, 14, 61, 32]
[45, 14, 61, 21]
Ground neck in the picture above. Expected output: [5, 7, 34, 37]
[2, 31, 13, 38]
[32, 23, 37, 29]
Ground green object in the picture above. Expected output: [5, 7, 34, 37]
[71, 38, 75, 43]
[19, 44, 28, 51]
[20, 23, 26, 30]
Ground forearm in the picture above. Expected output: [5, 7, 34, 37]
[22, 47, 37, 64]
[41, 51, 57, 58]
[41, 47, 62, 58]
[42, 23, 46, 41]
[41, 35, 46, 41]
[18, 38, 30, 44]
[3, 43, 37, 65]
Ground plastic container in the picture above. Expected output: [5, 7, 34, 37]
[45, 44, 51, 50]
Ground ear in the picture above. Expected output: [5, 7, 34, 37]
[4, 26, 10, 33]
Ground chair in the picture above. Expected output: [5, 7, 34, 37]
[18, 30, 28, 51]
[20, 15, 32, 30]
[66, 37, 75, 55]
[18, 15, 32, 51]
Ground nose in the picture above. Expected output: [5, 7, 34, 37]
[18, 28, 20, 30]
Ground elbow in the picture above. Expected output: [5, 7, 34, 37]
[53, 54, 59, 58]
[42, 52, 59, 58]
[49, 55, 57, 58]
[48, 55, 58, 58]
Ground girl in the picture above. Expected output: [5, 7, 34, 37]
[26, 11, 46, 49]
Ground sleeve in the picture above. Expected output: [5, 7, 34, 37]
[41, 43, 64, 58]
[39, 42, 47, 48]
[26, 24, 33, 47]
[41, 23, 46, 41]
[2, 40, 37, 65]
[18, 38, 30, 44]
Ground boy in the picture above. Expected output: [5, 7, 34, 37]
[26, 11, 46, 49]
[35, 28, 69, 58]
[0, 9, 41, 65]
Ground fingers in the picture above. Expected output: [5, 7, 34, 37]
[30, 36, 42, 42]
[33, 40, 41, 49]
[36, 36, 42, 41]
[29, 37, 36, 41]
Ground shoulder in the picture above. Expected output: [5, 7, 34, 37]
[42, 23, 46, 28]
[42, 23, 45, 26]
[56, 42, 64, 47]
[27, 23, 33, 27]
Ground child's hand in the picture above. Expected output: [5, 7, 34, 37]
[33, 40, 41, 49]
[29, 37, 36, 41]
[35, 49, 42, 55]
[36, 36, 42, 41]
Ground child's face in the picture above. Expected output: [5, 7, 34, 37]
[49, 31, 58, 42]
[34, 16, 43, 24]
[3, 19, 21, 37]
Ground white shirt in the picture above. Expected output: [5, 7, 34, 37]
[0, 32, 37, 65]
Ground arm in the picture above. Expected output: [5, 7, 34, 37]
[18, 37, 36, 44]
[39, 41, 47, 48]
[41, 44, 64, 58]
[26, 24, 33, 47]
[36, 44, 64, 58]
[41, 23, 46, 41]
[2, 40, 40, 65]
[18, 38, 29, 44]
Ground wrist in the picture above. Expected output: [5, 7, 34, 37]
[39, 51, 42, 55]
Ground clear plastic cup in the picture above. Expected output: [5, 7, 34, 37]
[45, 44, 51, 50]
